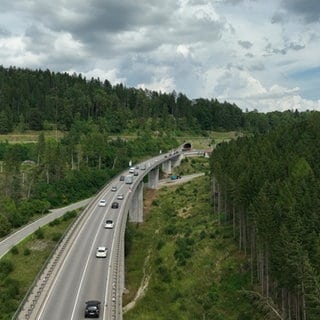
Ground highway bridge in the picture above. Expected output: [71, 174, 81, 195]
[12, 149, 186, 320]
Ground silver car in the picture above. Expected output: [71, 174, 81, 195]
[96, 246, 107, 258]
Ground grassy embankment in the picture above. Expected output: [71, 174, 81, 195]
[176, 130, 240, 149]
[123, 157, 260, 319]
[0, 130, 64, 144]
[0, 130, 239, 144]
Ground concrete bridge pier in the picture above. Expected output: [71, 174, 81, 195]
[128, 181, 144, 223]
[147, 167, 159, 189]
[171, 154, 182, 168]
[161, 160, 172, 174]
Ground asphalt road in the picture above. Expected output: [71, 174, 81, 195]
[0, 198, 91, 259]
[34, 178, 131, 320]
[158, 172, 205, 187]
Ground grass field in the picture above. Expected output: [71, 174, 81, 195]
[0, 130, 64, 144]
[176, 131, 241, 149]
[0, 130, 239, 146]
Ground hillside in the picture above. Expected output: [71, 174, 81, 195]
[0, 66, 312, 137]
[123, 173, 261, 319]
[211, 113, 320, 319]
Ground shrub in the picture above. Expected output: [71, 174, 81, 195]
[0, 214, 11, 237]
[10, 246, 19, 255]
[49, 218, 61, 227]
[174, 237, 194, 265]
[157, 265, 172, 283]
[152, 199, 159, 206]
[208, 283, 219, 302]
[19, 199, 51, 218]
[0, 260, 14, 278]
[164, 225, 177, 235]
[8, 211, 27, 228]
[3, 277, 19, 299]
[156, 239, 165, 250]
[185, 237, 195, 246]
[52, 232, 62, 242]
[23, 248, 31, 256]
[175, 186, 185, 195]
[154, 257, 163, 265]
[35, 228, 44, 239]
[199, 230, 206, 240]
[62, 210, 77, 221]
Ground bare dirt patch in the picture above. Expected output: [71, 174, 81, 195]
[177, 207, 192, 218]
[123, 251, 151, 314]
[29, 240, 48, 251]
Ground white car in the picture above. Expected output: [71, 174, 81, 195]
[129, 167, 135, 173]
[117, 193, 124, 200]
[96, 246, 107, 258]
[111, 186, 117, 192]
[98, 199, 106, 207]
[104, 220, 114, 229]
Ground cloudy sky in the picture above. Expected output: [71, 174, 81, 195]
[1, 0, 319, 112]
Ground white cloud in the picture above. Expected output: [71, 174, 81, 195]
[0, 36, 24, 53]
[209, 66, 320, 112]
[79, 68, 126, 85]
[137, 65, 175, 93]
[54, 32, 84, 56]
[0, 35, 44, 66]
[240, 95, 320, 113]
[138, 77, 175, 93]
[176, 44, 191, 58]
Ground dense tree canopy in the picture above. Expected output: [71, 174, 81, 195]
[210, 112, 320, 319]
[0, 66, 313, 135]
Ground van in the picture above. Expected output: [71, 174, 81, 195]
[125, 175, 133, 184]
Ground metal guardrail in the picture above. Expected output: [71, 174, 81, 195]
[110, 225, 121, 319]
[12, 183, 111, 320]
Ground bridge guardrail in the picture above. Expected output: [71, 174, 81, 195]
[12, 182, 112, 320]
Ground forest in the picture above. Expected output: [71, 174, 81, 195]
[0, 65, 313, 135]
[0, 66, 320, 319]
[211, 112, 320, 319]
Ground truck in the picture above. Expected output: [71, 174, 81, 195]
[125, 174, 133, 184]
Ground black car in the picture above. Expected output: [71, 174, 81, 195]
[84, 300, 101, 318]
[119, 175, 125, 181]
[111, 201, 119, 209]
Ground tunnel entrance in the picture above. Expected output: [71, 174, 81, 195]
[182, 142, 192, 151]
